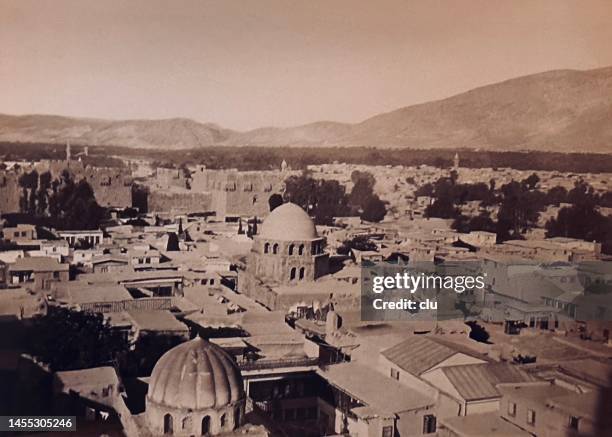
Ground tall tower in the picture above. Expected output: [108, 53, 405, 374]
[453, 152, 460, 169]
[66, 140, 71, 162]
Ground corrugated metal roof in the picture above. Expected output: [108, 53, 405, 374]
[381, 336, 457, 375]
[442, 363, 536, 401]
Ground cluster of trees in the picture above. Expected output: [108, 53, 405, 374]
[17, 169, 108, 230]
[423, 170, 612, 253]
[8, 142, 606, 173]
[283, 174, 351, 225]
[26, 307, 185, 376]
[422, 170, 496, 220]
[283, 171, 387, 225]
[337, 235, 378, 255]
[17, 170, 52, 216]
[348, 171, 387, 222]
[545, 182, 612, 253]
[27, 307, 129, 371]
[0, 143, 125, 167]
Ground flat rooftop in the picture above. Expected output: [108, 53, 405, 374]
[440, 412, 532, 437]
[127, 310, 188, 333]
[318, 362, 434, 415]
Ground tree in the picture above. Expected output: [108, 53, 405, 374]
[452, 212, 496, 234]
[284, 174, 351, 225]
[132, 184, 149, 213]
[544, 186, 568, 206]
[18, 170, 38, 215]
[337, 236, 378, 255]
[268, 193, 283, 212]
[27, 307, 129, 371]
[349, 178, 375, 210]
[423, 172, 462, 219]
[496, 181, 541, 241]
[48, 173, 108, 230]
[350, 170, 375, 186]
[361, 195, 387, 222]
[36, 171, 52, 215]
[415, 183, 434, 197]
[522, 173, 540, 190]
[546, 199, 612, 254]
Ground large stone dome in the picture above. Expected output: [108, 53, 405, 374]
[259, 202, 317, 241]
[147, 336, 244, 411]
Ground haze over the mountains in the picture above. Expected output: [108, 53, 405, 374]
[1, 67, 611, 153]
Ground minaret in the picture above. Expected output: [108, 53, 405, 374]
[66, 140, 71, 162]
[453, 152, 460, 169]
[281, 159, 288, 172]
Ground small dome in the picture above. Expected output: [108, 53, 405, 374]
[259, 202, 317, 241]
[147, 337, 244, 410]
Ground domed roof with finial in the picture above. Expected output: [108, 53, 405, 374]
[147, 336, 244, 410]
[258, 202, 317, 241]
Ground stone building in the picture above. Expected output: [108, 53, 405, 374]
[190, 167, 292, 219]
[251, 202, 328, 284]
[7, 256, 69, 290]
[3, 224, 37, 242]
[145, 336, 246, 436]
[147, 189, 212, 214]
[239, 202, 330, 309]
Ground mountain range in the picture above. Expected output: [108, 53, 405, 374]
[1, 66, 611, 153]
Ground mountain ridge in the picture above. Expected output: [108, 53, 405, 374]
[1, 66, 611, 153]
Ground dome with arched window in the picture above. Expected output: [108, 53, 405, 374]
[145, 336, 246, 436]
[249, 202, 329, 287]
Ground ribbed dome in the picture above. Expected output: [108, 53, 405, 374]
[259, 202, 317, 241]
[147, 337, 244, 410]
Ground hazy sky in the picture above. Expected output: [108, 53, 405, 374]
[1, 0, 612, 130]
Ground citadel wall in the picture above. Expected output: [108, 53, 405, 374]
[190, 166, 293, 218]
[36, 160, 133, 208]
[0, 160, 133, 213]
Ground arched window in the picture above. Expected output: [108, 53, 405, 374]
[298, 244, 305, 255]
[288, 244, 295, 255]
[163, 413, 173, 435]
[264, 243, 270, 254]
[220, 413, 226, 429]
[299, 267, 305, 280]
[290, 267, 297, 281]
[273, 243, 279, 254]
[201, 416, 210, 435]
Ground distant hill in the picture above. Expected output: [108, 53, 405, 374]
[1, 66, 611, 152]
[0, 115, 234, 149]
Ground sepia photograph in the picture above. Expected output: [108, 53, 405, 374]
[0, 1, 611, 436]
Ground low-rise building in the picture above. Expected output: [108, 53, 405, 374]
[8, 256, 69, 290]
[318, 362, 437, 436]
[59, 230, 104, 248]
[3, 224, 37, 242]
